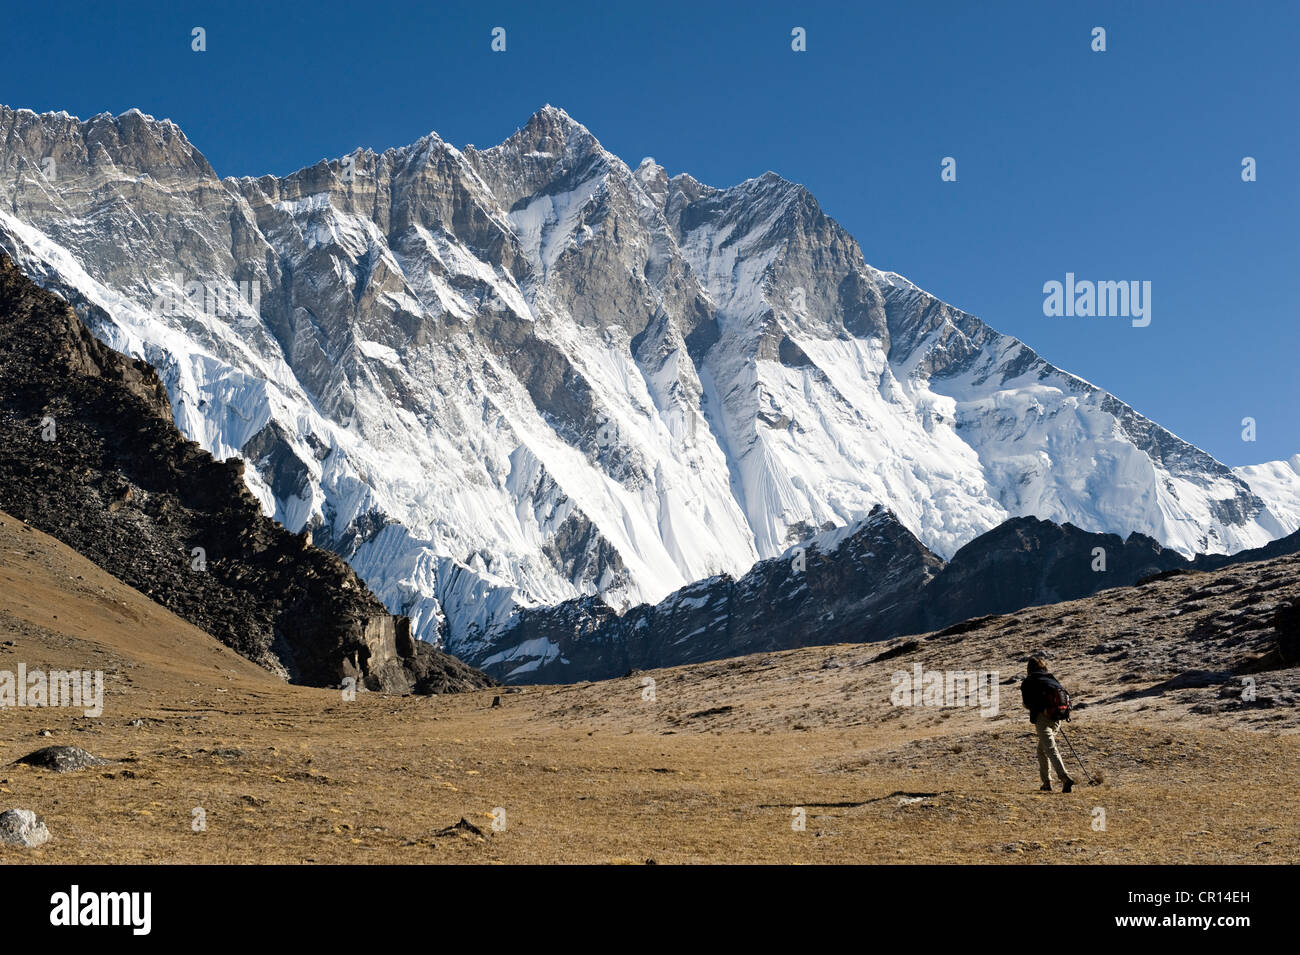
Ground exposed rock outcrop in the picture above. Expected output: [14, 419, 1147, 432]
[13, 746, 111, 773]
[0, 252, 492, 693]
[474, 506, 944, 682]
[473, 509, 1300, 685]
[912, 517, 1189, 631]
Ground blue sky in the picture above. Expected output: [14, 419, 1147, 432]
[3, 0, 1296, 465]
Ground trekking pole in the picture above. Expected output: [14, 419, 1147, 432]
[1058, 727, 1097, 786]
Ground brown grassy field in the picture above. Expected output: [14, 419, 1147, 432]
[1, 509, 1296, 864]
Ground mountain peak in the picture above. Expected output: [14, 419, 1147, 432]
[634, 157, 669, 206]
[535, 103, 578, 124]
[468, 104, 606, 171]
[520, 103, 596, 143]
[0, 103, 214, 181]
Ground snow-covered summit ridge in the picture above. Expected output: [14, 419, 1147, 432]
[0, 103, 1294, 658]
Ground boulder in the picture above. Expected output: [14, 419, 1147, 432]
[14, 745, 112, 773]
[0, 808, 51, 847]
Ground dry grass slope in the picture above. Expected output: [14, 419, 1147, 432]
[1, 509, 1296, 864]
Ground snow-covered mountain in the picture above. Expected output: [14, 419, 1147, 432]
[1235, 455, 1300, 538]
[1, 104, 1294, 660]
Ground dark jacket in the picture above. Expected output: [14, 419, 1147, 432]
[1021, 671, 1068, 723]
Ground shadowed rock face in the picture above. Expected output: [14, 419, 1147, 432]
[0, 252, 492, 694]
[474, 510, 1299, 685]
[471, 506, 945, 683]
[912, 517, 1191, 631]
[1191, 526, 1300, 572]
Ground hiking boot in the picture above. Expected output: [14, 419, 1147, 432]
[1039, 783, 1052, 792]
[1062, 777, 1075, 793]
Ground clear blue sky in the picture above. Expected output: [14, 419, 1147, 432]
[4, 0, 1296, 466]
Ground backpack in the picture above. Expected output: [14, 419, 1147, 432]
[1042, 680, 1071, 722]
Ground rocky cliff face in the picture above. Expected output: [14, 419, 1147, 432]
[0, 104, 1294, 660]
[479, 506, 942, 682]
[1190, 525, 1300, 573]
[0, 251, 491, 693]
[913, 517, 1190, 631]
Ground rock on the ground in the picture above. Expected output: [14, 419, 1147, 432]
[0, 808, 51, 847]
[14, 745, 112, 773]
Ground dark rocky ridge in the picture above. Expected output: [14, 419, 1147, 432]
[475, 509, 1298, 685]
[914, 517, 1189, 630]
[483, 506, 942, 683]
[1191, 526, 1300, 572]
[0, 252, 491, 694]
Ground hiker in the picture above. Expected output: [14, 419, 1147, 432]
[1020, 657, 1075, 793]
